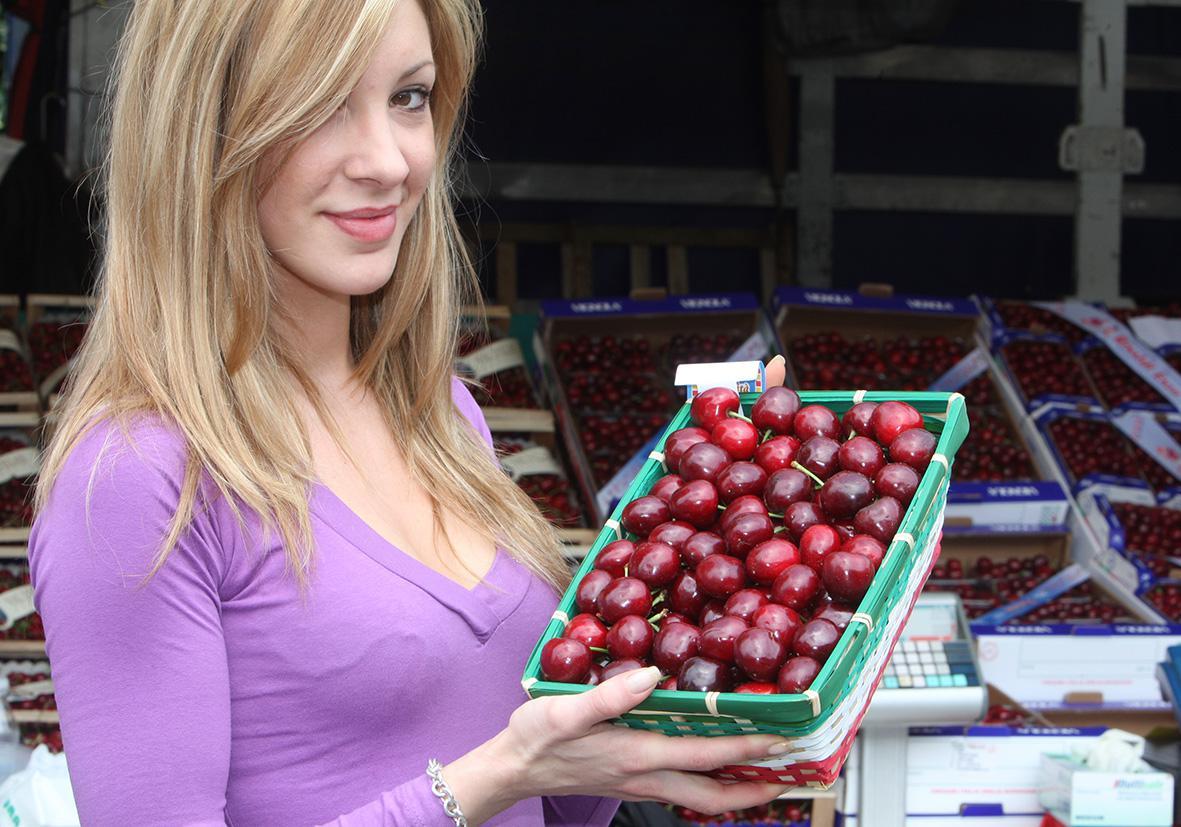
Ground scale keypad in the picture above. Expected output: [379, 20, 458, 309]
[881, 640, 979, 689]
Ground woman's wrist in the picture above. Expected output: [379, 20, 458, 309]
[441, 729, 527, 825]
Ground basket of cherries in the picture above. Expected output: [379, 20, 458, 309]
[522, 382, 968, 788]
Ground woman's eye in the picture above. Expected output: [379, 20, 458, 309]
[391, 87, 431, 112]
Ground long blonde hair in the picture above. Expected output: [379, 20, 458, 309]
[35, 0, 569, 592]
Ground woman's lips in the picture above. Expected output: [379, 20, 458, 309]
[324, 207, 398, 243]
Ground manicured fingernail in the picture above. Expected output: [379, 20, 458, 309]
[769, 355, 785, 366]
[767, 741, 792, 756]
[626, 666, 661, 693]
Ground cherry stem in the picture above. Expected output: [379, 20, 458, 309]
[717, 503, 727, 511]
[727, 410, 754, 424]
[589, 646, 609, 654]
[773, 526, 789, 534]
[647, 609, 669, 629]
[791, 461, 825, 488]
[761, 428, 774, 444]
[768, 511, 784, 520]
[651, 590, 668, 607]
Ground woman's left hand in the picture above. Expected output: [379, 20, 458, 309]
[765, 355, 787, 389]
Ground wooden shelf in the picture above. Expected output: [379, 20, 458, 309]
[557, 527, 598, 561]
[0, 392, 40, 411]
[0, 641, 45, 657]
[0, 412, 39, 429]
[0, 546, 27, 559]
[483, 408, 554, 434]
[9, 710, 58, 725]
[0, 528, 30, 545]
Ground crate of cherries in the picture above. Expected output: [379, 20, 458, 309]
[523, 385, 968, 787]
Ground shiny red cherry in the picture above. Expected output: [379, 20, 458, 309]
[723, 588, 769, 624]
[818, 471, 875, 521]
[718, 495, 768, 533]
[755, 435, 802, 474]
[541, 637, 591, 683]
[649, 474, 684, 503]
[764, 468, 812, 513]
[630, 541, 682, 587]
[723, 512, 775, 558]
[601, 658, 646, 681]
[715, 461, 768, 503]
[597, 576, 653, 623]
[648, 520, 696, 552]
[679, 442, 732, 483]
[770, 563, 821, 611]
[793, 618, 841, 662]
[745, 538, 801, 584]
[576, 569, 613, 613]
[677, 656, 734, 692]
[841, 402, 878, 439]
[784, 501, 825, 542]
[822, 551, 876, 604]
[751, 603, 804, 646]
[839, 436, 886, 477]
[800, 524, 842, 570]
[854, 496, 902, 544]
[752, 386, 801, 435]
[814, 601, 855, 633]
[665, 427, 711, 473]
[621, 496, 671, 537]
[842, 534, 886, 570]
[691, 387, 741, 429]
[594, 540, 635, 578]
[890, 427, 938, 473]
[796, 436, 841, 480]
[875, 463, 919, 506]
[870, 401, 924, 445]
[777, 655, 822, 693]
[712, 418, 759, 461]
[565, 613, 608, 650]
[696, 553, 748, 598]
[700, 615, 749, 663]
[606, 614, 655, 660]
[735, 627, 789, 682]
[669, 479, 720, 528]
[652, 622, 701, 675]
[794, 405, 841, 442]
[682, 531, 726, 567]
[669, 571, 708, 618]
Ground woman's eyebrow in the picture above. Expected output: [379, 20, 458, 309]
[399, 60, 435, 80]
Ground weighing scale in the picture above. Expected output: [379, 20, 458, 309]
[853, 592, 988, 827]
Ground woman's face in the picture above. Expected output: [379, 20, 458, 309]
[259, 0, 437, 303]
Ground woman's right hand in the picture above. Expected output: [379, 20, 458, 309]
[443, 665, 794, 824]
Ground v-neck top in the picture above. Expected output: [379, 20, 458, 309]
[28, 379, 619, 826]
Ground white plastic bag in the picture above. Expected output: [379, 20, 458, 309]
[0, 746, 79, 827]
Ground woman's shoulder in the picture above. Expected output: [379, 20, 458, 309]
[56, 412, 192, 494]
[450, 375, 493, 449]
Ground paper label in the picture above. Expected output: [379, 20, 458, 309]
[500, 446, 562, 480]
[928, 347, 991, 392]
[1037, 301, 1181, 411]
[973, 564, 1091, 626]
[1130, 315, 1181, 350]
[0, 585, 35, 631]
[456, 338, 524, 380]
[1111, 410, 1181, 485]
[0, 448, 39, 486]
[674, 361, 765, 399]
[7, 679, 53, 699]
[0, 331, 21, 354]
[728, 331, 770, 363]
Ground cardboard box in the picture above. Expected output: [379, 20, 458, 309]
[1039, 753, 1173, 826]
[1083, 493, 1180, 596]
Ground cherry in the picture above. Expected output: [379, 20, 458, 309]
[540, 637, 591, 683]
[698, 600, 728, 627]
[712, 418, 759, 461]
[597, 576, 653, 623]
[755, 435, 802, 474]
[665, 427, 711, 473]
[718, 495, 768, 533]
[700, 615, 749, 662]
[751, 603, 804, 646]
[679, 442, 731, 483]
[777, 655, 822, 693]
[594, 540, 635, 578]
[800, 524, 842, 570]
[723, 512, 775, 558]
[794, 405, 841, 441]
[890, 427, 937, 473]
[723, 588, 769, 623]
[715, 461, 768, 503]
[796, 436, 841, 480]
[576, 569, 613, 613]
[652, 622, 701, 675]
[875, 464, 919, 506]
[752, 386, 801, 434]
[658, 676, 677, 690]
[682, 531, 726, 567]
[854, 496, 902, 545]
[734, 682, 777, 694]
[841, 402, 878, 439]
[763, 468, 812, 512]
[794, 618, 841, 662]
[746, 538, 801, 584]
[621, 496, 671, 537]
[842, 534, 886, 570]
[734, 628, 789, 682]
[565, 613, 609, 650]
[870, 401, 924, 445]
[630, 541, 682, 587]
[818, 471, 874, 521]
[822, 551, 876, 604]
[771, 564, 821, 611]
[601, 658, 647, 681]
[606, 614, 656, 660]
[784, 501, 825, 541]
[649, 474, 684, 503]
[669, 479, 720, 529]
[814, 601, 856, 633]
[648, 520, 696, 552]
[691, 387, 741, 429]
[696, 553, 748, 597]
[669, 571, 709, 618]
[839, 436, 886, 477]
[677, 656, 734, 692]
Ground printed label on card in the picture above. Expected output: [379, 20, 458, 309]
[1037, 301, 1181, 412]
[500, 446, 562, 481]
[1130, 316, 1181, 350]
[0, 447, 39, 486]
[0, 331, 21, 354]
[1112, 410, 1181, 485]
[928, 347, 990, 392]
[7, 679, 53, 699]
[0, 585, 35, 631]
[456, 339, 525, 380]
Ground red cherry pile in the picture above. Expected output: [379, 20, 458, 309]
[495, 439, 584, 528]
[1146, 583, 1181, 621]
[540, 389, 936, 694]
[955, 408, 1035, 482]
[456, 334, 537, 409]
[662, 333, 746, 373]
[0, 567, 41, 640]
[580, 414, 669, 486]
[6, 671, 55, 711]
[676, 800, 810, 826]
[1000, 340, 1096, 405]
[1080, 345, 1170, 409]
[27, 319, 88, 385]
[565, 373, 673, 415]
[554, 336, 659, 375]
[993, 302, 1088, 344]
[0, 476, 33, 528]
[1112, 502, 1181, 580]
[0, 342, 34, 393]
[787, 332, 971, 392]
[1045, 416, 1140, 484]
[19, 724, 62, 753]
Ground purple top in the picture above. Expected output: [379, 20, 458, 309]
[29, 379, 618, 826]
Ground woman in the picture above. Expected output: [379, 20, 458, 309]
[29, 0, 793, 824]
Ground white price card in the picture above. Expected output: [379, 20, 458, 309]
[7, 679, 53, 699]
[500, 446, 562, 481]
[0, 330, 21, 354]
[1130, 316, 1181, 350]
[456, 339, 525, 380]
[0, 585, 35, 631]
[0, 447, 39, 486]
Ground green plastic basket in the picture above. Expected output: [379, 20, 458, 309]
[522, 390, 968, 738]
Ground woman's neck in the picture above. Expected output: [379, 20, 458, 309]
[272, 266, 355, 393]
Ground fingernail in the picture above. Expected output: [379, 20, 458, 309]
[769, 355, 785, 366]
[767, 740, 792, 756]
[626, 666, 661, 693]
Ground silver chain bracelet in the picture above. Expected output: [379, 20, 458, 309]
[426, 759, 468, 826]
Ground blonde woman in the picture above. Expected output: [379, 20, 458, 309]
[29, 1, 793, 824]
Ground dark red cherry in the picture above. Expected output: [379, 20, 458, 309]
[814, 601, 855, 633]
[755, 435, 802, 474]
[734, 627, 789, 682]
[818, 471, 875, 521]
[682, 531, 726, 567]
[541, 638, 591, 683]
[723, 512, 775, 558]
[601, 658, 647, 681]
[723, 588, 769, 624]
[777, 655, 822, 693]
[576, 569, 613, 613]
[698, 600, 728, 627]
[854, 496, 902, 545]
[713, 419, 759, 461]
[691, 387, 741, 429]
[822, 551, 876, 604]
[677, 656, 734, 692]
[630, 541, 681, 588]
[652, 622, 701, 675]
[751, 603, 804, 646]
[648, 520, 696, 552]
[665, 427, 711, 474]
[696, 554, 748, 598]
[716, 461, 768, 503]
[764, 468, 812, 513]
[565, 613, 608, 650]
[649, 474, 684, 503]
[875, 464, 919, 506]
[621, 496, 671, 537]
[700, 615, 749, 663]
[842, 534, 886, 570]
[680, 442, 731, 484]
[745, 538, 801, 585]
[794, 405, 841, 442]
[800, 524, 843, 571]
[594, 539, 635, 578]
[870, 401, 924, 446]
[793, 618, 841, 662]
[770, 563, 822, 612]
[784, 501, 825, 542]
[669, 479, 721, 529]
[841, 402, 878, 439]
[839, 436, 886, 477]
[796, 436, 841, 480]
[719, 495, 768, 533]
[889, 427, 938, 473]
[597, 576, 653, 624]
[669, 571, 708, 618]
[752, 386, 801, 434]
[606, 614, 655, 660]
